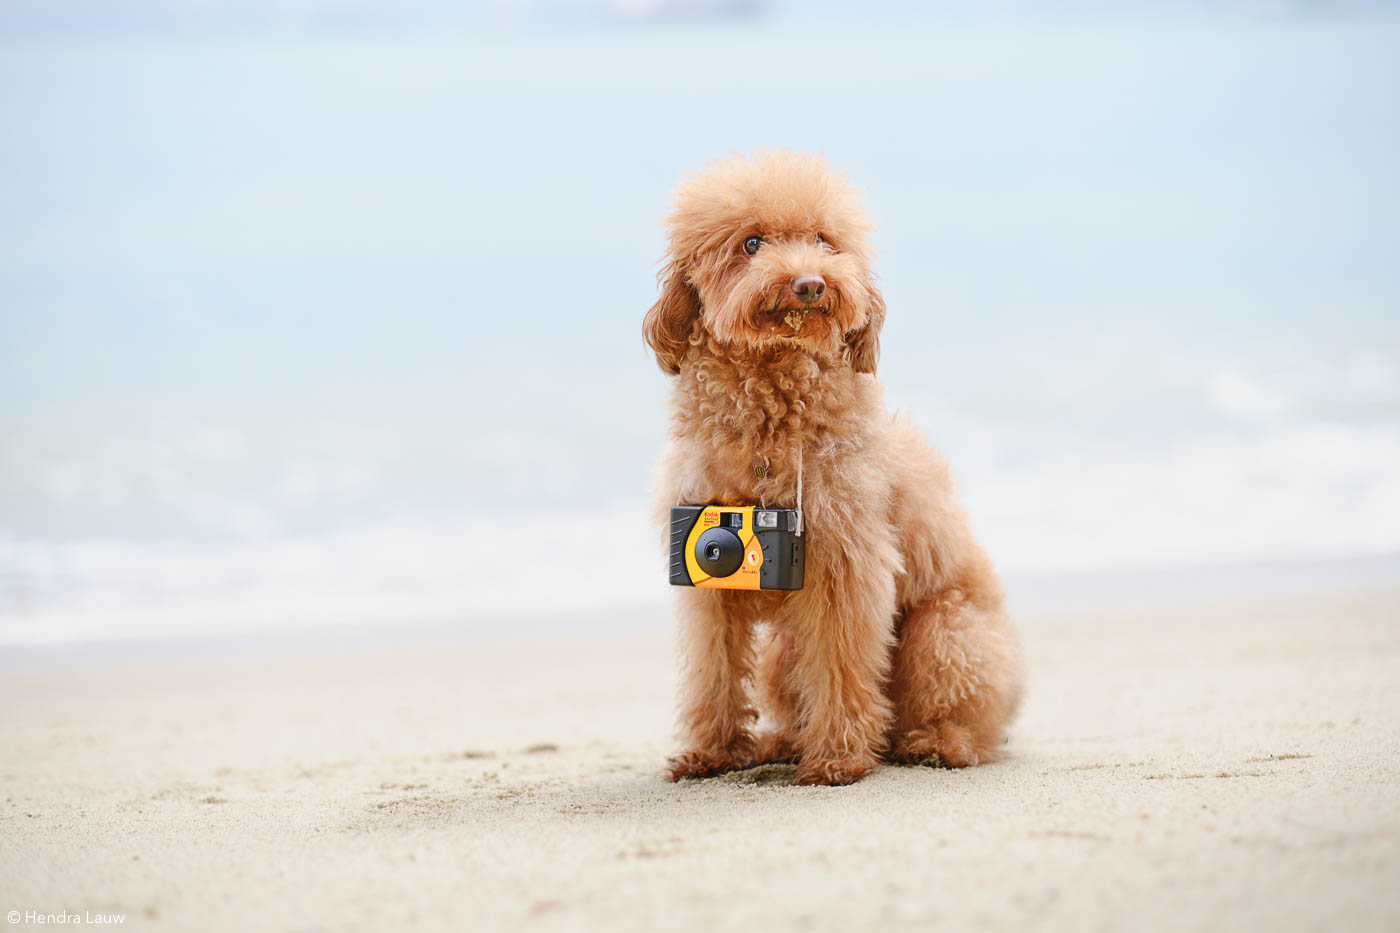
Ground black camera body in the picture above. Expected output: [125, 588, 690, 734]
[668, 505, 804, 591]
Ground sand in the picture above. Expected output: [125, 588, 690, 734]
[2, 588, 1398, 932]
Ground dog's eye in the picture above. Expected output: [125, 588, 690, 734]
[743, 235, 762, 256]
[817, 233, 825, 243]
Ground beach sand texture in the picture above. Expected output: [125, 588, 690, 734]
[2, 588, 1398, 932]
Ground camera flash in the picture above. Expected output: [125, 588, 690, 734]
[756, 511, 778, 529]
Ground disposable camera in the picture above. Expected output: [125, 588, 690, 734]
[668, 505, 805, 591]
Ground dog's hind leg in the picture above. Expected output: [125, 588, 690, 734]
[752, 627, 801, 765]
[887, 588, 1023, 768]
[666, 589, 758, 780]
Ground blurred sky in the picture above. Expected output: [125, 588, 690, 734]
[1, 1, 1398, 643]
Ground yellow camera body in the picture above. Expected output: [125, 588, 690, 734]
[668, 505, 805, 591]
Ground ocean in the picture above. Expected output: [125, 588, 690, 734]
[2, 10, 1397, 644]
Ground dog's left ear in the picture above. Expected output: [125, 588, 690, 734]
[846, 286, 886, 375]
[642, 257, 700, 376]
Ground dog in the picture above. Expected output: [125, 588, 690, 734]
[644, 150, 1023, 786]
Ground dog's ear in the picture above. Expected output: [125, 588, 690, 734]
[847, 285, 886, 375]
[642, 259, 700, 376]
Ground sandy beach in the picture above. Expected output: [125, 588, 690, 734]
[2, 586, 1398, 932]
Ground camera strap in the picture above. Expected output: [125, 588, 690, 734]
[738, 448, 806, 537]
[795, 444, 805, 538]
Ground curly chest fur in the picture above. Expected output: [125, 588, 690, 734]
[668, 341, 877, 507]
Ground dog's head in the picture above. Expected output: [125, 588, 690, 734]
[643, 151, 885, 376]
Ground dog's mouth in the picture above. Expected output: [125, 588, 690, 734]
[757, 303, 834, 337]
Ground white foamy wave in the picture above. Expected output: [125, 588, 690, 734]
[2, 421, 1397, 645]
[0, 500, 670, 645]
[965, 421, 1400, 575]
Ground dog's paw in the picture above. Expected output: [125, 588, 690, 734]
[792, 756, 873, 786]
[751, 731, 799, 766]
[887, 746, 942, 768]
[889, 725, 984, 769]
[665, 748, 752, 781]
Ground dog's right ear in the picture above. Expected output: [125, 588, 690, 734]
[846, 284, 886, 375]
[642, 259, 700, 376]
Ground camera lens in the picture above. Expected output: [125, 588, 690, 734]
[693, 528, 744, 578]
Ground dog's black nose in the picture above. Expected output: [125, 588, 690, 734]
[792, 275, 825, 304]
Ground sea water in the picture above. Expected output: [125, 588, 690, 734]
[1, 9, 1397, 643]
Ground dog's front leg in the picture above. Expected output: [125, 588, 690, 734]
[666, 589, 757, 780]
[785, 551, 897, 786]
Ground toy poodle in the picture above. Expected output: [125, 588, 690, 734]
[644, 151, 1023, 786]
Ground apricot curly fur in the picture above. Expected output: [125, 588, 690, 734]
[645, 151, 1024, 786]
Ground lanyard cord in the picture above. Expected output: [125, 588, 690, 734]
[795, 444, 804, 538]
[697, 446, 805, 536]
